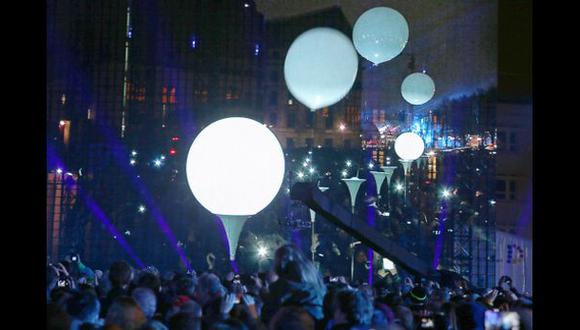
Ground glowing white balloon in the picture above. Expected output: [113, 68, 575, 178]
[401, 72, 436, 105]
[353, 7, 409, 64]
[186, 117, 285, 260]
[284, 27, 358, 111]
[394, 132, 425, 161]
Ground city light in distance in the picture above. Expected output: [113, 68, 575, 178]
[130, 159, 136, 165]
[257, 245, 268, 258]
[346, 160, 352, 167]
[297, 172, 305, 179]
[59, 120, 66, 126]
[309, 167, 315, 174]
[138, 205, 146, 213]
[368, 162, 374, 169]
[56, 168, 63, 174]
[153, 159, 163, 167]
[303, 162, 308, 167]
[341, 170, 348, 177]
[339, 123, 346, 131]
[131, 150, 138, 156]
[489, 200, 496, 205]
[441, 187, 452, 199]
[395, 183, 404, 191]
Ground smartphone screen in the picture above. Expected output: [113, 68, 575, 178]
[419, 318, 435, 329]
[485, 311, 520, 330]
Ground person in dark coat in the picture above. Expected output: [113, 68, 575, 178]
[261, 245, 326, 325]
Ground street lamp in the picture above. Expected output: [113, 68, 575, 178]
[394, 132, 425, 205]
[342, 172, 366, 215]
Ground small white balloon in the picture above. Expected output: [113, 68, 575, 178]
[394, 132, 425, 161]
[284, 27, 358, 111]
[401, 72, 436, 105]
[353, 7, 409, 64]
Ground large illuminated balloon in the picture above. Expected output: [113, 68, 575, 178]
[186, 117, 285, 260]
[284, 27, 358, 111]
[394, 132, 425, 161]
[353, 7, 409, 64]
[401, 73, 436, 105]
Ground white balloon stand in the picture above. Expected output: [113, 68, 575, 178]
[399, 159, 414, 206]
[217, 215, 250, 261]
[370, 171, 388, 200]
[342, 176, 366, 282]
[381, 165, 398, 210]
[342, 176, 366, 214]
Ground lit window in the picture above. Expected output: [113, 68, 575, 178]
[162, 86, 176, 104]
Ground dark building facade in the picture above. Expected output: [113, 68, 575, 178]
[47, 0, 267, 269]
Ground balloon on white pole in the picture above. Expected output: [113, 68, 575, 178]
[353, 7, 409, 64]
[186, 117, 285, 260]
[284, 27, 359, 111]
[395, 132, 425, 161]
[401, 72, 436, 105]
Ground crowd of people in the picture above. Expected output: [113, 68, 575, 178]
[47, 245, 532, 330]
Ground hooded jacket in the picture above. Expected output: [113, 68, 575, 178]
[261, 278, 325, 324]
